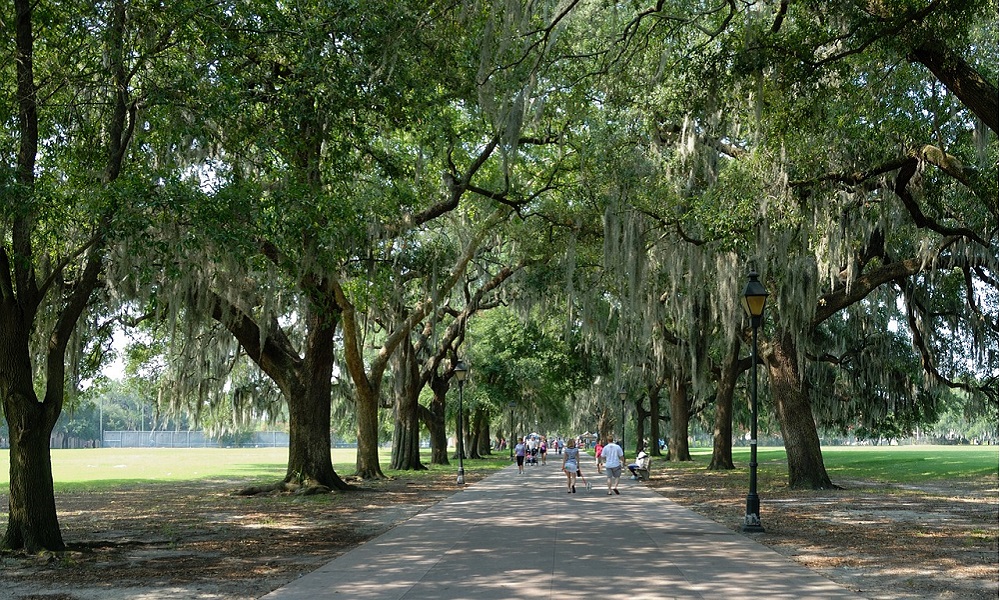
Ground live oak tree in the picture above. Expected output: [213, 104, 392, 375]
[1, 0, 201, 550]
[602, 0, 997, 488]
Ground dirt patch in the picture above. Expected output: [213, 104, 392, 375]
[1, 466, 997, 599]
[0, 474, 465, 600]
[646, 467, 999, 600]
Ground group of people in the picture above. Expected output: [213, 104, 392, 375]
[513, 434, 651, 496]
[562, 436, 649, 496]
[512, 435, 549, 472]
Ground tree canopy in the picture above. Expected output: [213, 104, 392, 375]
[3, 0, 996, 551]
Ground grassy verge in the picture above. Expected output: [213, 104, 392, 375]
[671, 445, 998, 491]
[0, 447, 512, 493]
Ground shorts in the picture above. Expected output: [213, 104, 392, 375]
[516, 456, 525, 466]
[606, 465, 622, 479]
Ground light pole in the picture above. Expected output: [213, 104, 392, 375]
[618, 387, 627, 452]
[454, 361, 469, 486]
[508, 401, 516, 461]
[741, 270, 769, 533]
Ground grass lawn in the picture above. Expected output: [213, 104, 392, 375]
[683, 444, 998, 487]
[0, 446, 511, 492]
[0, 444, 993, 492]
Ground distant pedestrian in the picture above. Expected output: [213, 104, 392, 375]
[600, 436, 624, 495]
[539, 438, 547, 465]
[515, 437, 526, 474]
[594, 440, 604, 473]
[562, 438, 580, 493]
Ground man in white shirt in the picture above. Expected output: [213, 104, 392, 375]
[599, 436, 625, 495]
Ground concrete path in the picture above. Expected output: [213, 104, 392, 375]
[262, 458, 862, 599]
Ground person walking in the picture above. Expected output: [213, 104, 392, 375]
[594, 440, 604, 473]
[514, 437, 526, 474]
[562, 438, 580, 493]
[600, 436, 625, 495]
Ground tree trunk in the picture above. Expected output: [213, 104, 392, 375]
[333, 279, 387, 480]
[285, 299, 349, 489]
[596, 406, 612, 443]
[453, 409, 467, 460]
[635, 403, 648, 453]
[473, 407, 490, 457]
[207, 290, 349, 490]
[390, 341, 425, 470]
[667, 378, 692, 461]
[709, 335, 741, 470]
[0, 242, 102, 552]
[647, 381, 664, 457]
[1, 384, 64, 552]
[765, 331, 836, 489]
[284, 381, 342, 489]
[354, 384, 386, 479]
[425, 375, 449, 465]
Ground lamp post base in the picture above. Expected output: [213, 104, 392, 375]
[456, 469, 465, 486]
[741, 513, 764, 533]
[742, 493, 763, 532]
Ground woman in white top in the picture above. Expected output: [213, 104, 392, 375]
[561, 438, 580, 493]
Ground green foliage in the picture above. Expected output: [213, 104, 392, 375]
[467, 305, 596, 430]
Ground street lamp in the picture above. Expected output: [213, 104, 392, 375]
[454, 361, 469, 486]
[508, 401, 516, 461]
[618, 387, 627, 452]
[741, 270, 769, 533]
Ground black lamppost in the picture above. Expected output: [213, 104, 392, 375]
[618, 387, 627, 452]
[508, 401, 516, 461]
[454, 361, 469, 486]
[741, 270, 769, 533]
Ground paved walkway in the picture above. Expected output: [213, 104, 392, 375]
[262, 457, 862, 599]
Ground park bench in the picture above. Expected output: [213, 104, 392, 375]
[630, 452, 651, 481]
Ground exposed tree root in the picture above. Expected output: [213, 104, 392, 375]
[234, 480, 332, 496]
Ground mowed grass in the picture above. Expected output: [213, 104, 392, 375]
[0, 447, 512, 493]
[0, 445, 993, 493]
[685, 444, 998, 487]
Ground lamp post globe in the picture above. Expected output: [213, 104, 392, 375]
[741, 270, 768, 533]
[454, 361, 469, 486]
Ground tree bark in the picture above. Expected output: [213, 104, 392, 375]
[0, 302, 65, 552]
[425, 375, 450, 465]
[647, 381, 664, 457]
[635, 401, 649, 454]
[709, 335, 742, 470]
[390, 340, 426, 470]
[472, 407, 490, 457]
[2, 401, 63, 552]
[765, 331, 836, 489]
[911, 37, 999, 134]
[667, 378, 692, 461]
[284, 296, 348, 489]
